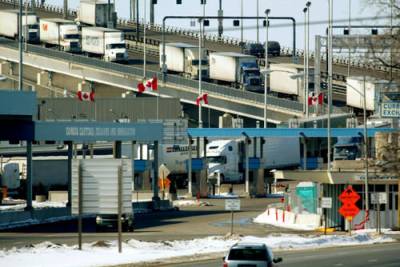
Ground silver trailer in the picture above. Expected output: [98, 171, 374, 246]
[0, 9, 39, 43]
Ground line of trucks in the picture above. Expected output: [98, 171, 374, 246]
[0, 0, 128, 62]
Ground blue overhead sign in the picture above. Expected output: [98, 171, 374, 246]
[381, 102, 400, 118]
[34, 121, 163, 142]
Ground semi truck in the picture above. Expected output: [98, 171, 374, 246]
[81, 27, 128, 62]
[160, 42, 209, 79]
[39, 18, 80, 52]
[0, 10, 39, 43]
[207, 138, 300, 183]
[269, 63, 314, 102]
[78, 0, 115, 27]
[209, 52, 263, 92]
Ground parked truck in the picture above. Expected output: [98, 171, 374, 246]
[78, 0, 115, 27]
[0, 10, 39, 43]
[207, 138, 300, 183]
[209, 52, 263, 92]
[81, 27, 127, 62]
[40, 18, 80, 52]
[269, 63, 314, 101]
[160, 42, 209, 79]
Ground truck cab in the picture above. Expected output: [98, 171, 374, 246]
[333, 137, 362, 160]
[59, 24, 80, 52]
[105, 42, 127, 62]
[207, 140, 242, 183]
[240, 62, 262, 93]
[24, 22, 39, 43]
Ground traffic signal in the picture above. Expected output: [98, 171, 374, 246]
[203, 20, 210, 27]
[176, 0, 182, 4]
[152, 0, 157, 4]
[233, 20, 240, 27]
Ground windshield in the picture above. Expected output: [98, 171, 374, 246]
[64, 34, 80, 39]
[207, 156, 226, 164]
[106, 43, 126, 49]
[192, 59, 208, 66]
[334, 146, 358, 160]
[228, 248, 269, 261]
[29, 24, 39, 29]
[244, 69, 260, 76]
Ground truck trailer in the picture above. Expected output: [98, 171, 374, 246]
[78, 0, 115, 27]
[81, 27, 127, 62]
[40, 18, 80, 52]
[269, 63, 314, 102]
[209, 52, 263, 92]
[0, 10, 39, 43]
[160, 42, 209, 79]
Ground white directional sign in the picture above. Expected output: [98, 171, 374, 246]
[381, 102, 400, 118]
[371, 193, 387, 204]
[321, 197, 332, 209]
[225, 199, 241, 211]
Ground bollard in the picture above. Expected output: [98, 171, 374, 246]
[275, 209, 278, 221]
[282, 210, 285, 223]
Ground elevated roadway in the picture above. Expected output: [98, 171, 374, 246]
[0, 38, 303, 124]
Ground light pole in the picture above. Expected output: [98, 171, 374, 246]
[347, 0, 351, 78]
[306, 1, 311, 118]
[264, 8, 270, 128]
[327, 0, 333, 171]
[256, 0, 259, 43]
[198, 17, 203, 128]
[303, 6, 307, 116]
[143, 0, 147, 78]
[241, 0, 243, 50]
[18, 0, 23, 91]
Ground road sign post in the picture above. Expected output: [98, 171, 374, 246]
[371, 192, 387, 234]
[321, 197, 332, 235]
[339, 186, 361, 235]
[225, 199, 240, 235]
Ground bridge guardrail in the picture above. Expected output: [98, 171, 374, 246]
[0, 38, 303, 114]
[0, 0, 395, 75]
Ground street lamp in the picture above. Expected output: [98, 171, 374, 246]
[143, 0, 147, 78]
[256, 0, 259, 43]
[327, 0, 333, 171]
[264, 8, 270, 128]
[306, 1, 311, 118]
[345, 76, 369, 216]
[303, 6, 307, 117]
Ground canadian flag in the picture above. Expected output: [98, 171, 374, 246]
[137, 76, 158, 93]
[196, 93, 208, 106]
[308, 92, 323, 106]
[77, 90, 95, 102]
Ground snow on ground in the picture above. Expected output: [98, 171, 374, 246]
[0, 233, 394, 267]
[254, 208, 321, 231]
[173, 199, 212, 207]
[0, 201, 66, 211]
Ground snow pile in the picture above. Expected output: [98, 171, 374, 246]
[208, 192, 239, 199]
[0, 233, 394, 267]
[0, 201, 67, 211]
[254, 208, 321, 231]
[173, 200, 212, 207]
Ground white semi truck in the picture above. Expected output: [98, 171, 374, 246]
[0, 10, 39, 43]
[39, 18, 80, 52]
[78, 0, 115, 27]
[81, 27, 127, 62]
[160, 42, 209, 79]
[124, 137, 300, 187]
[209, 52, 263, 92]
[269, 63, 314, 102]
[206, 138, 300, 183]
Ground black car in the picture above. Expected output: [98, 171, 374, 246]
[243, 41, 281, 58]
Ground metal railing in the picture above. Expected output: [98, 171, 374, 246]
[0, 38, 303, 114]
[0, 0, 394, 74]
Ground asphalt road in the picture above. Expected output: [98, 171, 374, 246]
[0, 198, 294, 249]
[163, 242, 400, 267]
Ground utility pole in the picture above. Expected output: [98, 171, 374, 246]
[218, 0, 223, 37]
[136, 0, 139, 41]
[150, 0, 155, 25]
[18, 0, 23, 91]
[63, 0, 68, 19]
[130, 0, 136, 21]
[256, 0, 259, 43]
